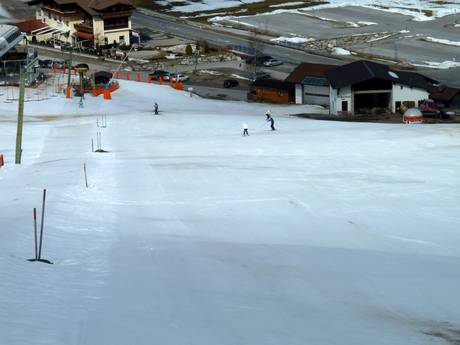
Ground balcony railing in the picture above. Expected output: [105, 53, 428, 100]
[74, 23, 93, 33]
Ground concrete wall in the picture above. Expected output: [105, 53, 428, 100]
[391, 84, 428, 113]
[295, 84, 302, 104]
[329, 87, 337, 115]
[104, 29, 130, 45]
[330, 86, 352, 115]
[92, 16, 104, 45]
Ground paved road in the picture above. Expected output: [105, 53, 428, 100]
[133, 10, 460, 87]
[133, 11, 344, 66]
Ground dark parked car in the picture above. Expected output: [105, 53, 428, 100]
[75, 63, 89, 70]
[38, 59, 53, 68]
[149, 70, 170, 80]
[224, 79, 239, 88]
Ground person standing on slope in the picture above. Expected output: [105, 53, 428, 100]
[265, 110, 271, 121]
[266, 113, 275, 131]
[243, 123, 249, 136]
[154, 102, 159, 115]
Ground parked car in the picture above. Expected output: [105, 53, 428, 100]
[263, 58, 283, 67]
[53, 60, 66, 69]
[251, 71, 271, 81]
[169, 73, 189, 82]
[223, 79, 239, 88]
[149, 70, 170, 80]
[247, 55, 273, 66]
[38, 59, 53, 68]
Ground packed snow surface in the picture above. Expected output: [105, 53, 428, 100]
[1, 80, 460, 345]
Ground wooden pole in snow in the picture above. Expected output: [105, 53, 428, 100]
[84, 163, 88, 188]
[33, 208, 38, 260]
[38, 189, 46, 260]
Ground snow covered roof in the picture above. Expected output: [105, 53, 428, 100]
[326, 60, 434, 91]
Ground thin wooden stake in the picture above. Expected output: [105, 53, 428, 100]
[33, 208, 38, 260]
[91, 138, 94, 152]
[38, 189, 46, 260]
[84, 163, 88, 188]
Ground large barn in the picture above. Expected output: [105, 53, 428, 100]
[326, 60, 434, 115]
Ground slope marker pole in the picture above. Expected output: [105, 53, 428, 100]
[33, 208, 38, 260]
[38, 189, 46, 260]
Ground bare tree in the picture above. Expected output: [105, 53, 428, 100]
[247, 29, 264, 79]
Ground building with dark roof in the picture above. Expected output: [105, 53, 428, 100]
[430, 86, 460, 108]
[26, 0, 134, 47]
[285, 62, 336, 105]
[325, 60, 434, 115]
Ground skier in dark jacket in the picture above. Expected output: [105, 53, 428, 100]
[267, 114, 275, 131]
[154, 102, 159, 115]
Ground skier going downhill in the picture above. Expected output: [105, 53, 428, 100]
[154, 102, 159, 115]
[243, 123, 249, 136]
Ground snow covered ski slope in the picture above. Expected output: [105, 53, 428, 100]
[0, 80, 460, 344]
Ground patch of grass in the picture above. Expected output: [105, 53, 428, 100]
[94, 149, 109, 153]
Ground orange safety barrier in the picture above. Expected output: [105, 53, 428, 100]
[92, 87, 98, 96]
[0, 154, 4, 167]
[159, 77, 163, 85]
[116, 71, 119, 79]
[65, 86, 71, 99]
[137, 72, 141, 82]
[147, 75, 152, 83]
[103, 90, 112, 100]
[126, 71, 130, 80]
[175, 81, 184, 90]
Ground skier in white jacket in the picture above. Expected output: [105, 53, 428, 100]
[242, 123, 249, 136]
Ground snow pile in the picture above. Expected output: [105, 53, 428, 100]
[332, 47, 352, 55]
[270, 1, 305, 7]
[231, 73, 250, 80]
[271, 36, 314, 44]
[346, 20, 377, 27]
[425, 36, 460, 47]
[1, 80, 460, 345]
[304, 1, 460, 21]
[412, 60, 460, 69]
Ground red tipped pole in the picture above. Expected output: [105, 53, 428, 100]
[38, 189, 46, 260]
[33, 208, 38, 260]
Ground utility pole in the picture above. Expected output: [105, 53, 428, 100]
[66, 45, 73, 98]
[15, 71, 26, 164]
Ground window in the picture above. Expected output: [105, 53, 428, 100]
[342, 100, 348, 112]
[119, 35, 125, 44]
